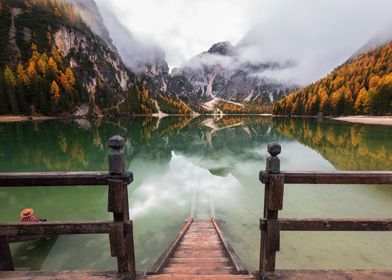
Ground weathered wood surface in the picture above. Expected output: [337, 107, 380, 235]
[211, 218, 248, 274]
[259, 144, 281, 276]
[8, 234, 54, 243]
[145, 220, 253, 280]
[260, 171, 392, 185]
[0, 270, 144, 279]
[0, 171, 133, 187]
[262, 269, 392, 280]
[0, 221, 122, 236]
[267, 175, 285, 211]
[0, 236, 14, 271]
[109, 223, 126, 257]
[145, 276, 254, 280]
[260, 218, 392, 231]
[108, 135, 136, 277]
[108, 180, 127, 213]
[2, 270, 391, 280]
[148, 219, 193, 274]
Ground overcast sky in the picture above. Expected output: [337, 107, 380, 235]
[96, 0, 392, 85]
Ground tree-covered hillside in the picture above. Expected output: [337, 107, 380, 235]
[0, 0, 136, 116]
[0, 0, 196, 117]
[273, 42, 392, 116]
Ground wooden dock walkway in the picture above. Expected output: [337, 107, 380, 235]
[144, 219, 254, 280]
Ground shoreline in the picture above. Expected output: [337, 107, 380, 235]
[0, 113, 273, 123]
[332, 116, 392, 126]
[0, 115, 58, 123]
[4, 114, 390, 126]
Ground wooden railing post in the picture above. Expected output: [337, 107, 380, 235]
[259, 142, 284, 279]
[108, 136, 136, 278]
[0, 236, 14, 271]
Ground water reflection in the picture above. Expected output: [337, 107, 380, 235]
[272, 118, 392, 170]
[0, 116, 391, 272]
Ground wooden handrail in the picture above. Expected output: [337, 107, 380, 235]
[258, 142, 392, 278]
[0, 221, 131, 236]
[147, 219, 193, 275]
[260, 218, 392, 231]
[0, 136, 136, 278]
[211, 218, 248, 274]
[0, 171, 133, 187]
[260, 171, 392, 184]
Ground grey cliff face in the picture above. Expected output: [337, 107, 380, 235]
[172, 41, 296, 104]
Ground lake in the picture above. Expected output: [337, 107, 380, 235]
[0, 116, 391, 272]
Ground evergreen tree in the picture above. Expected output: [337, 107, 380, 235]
[0, 74, 8, 114]
[355, 88, 368, 114]
[4, 66, 19, 114]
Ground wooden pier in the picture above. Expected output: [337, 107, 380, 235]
[144, 219, 251, 279]
[0, 137, 392, 279]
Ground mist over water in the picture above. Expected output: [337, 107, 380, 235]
[0, 116, 391, 272]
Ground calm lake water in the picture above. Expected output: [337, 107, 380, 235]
[0, 116, 391, 272]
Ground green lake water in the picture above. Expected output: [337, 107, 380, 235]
[0, 116, 391, 272]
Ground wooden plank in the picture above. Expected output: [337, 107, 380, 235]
[145, 275, 254, 280]
[172, 250, 226, 258]
[260, 176, 279, 274]
[211, 219, 248, 275]
[260, 171, 392, 185]
[147, 219, 193, 275]
[8, 235, 53, 243]
[267, 175, 284, 211]
[266, 220, 280, 252]
[180, 241, 221, 246]
[108, 180, 127, 213]
[0, 171, 133, 187]
[168, 257, 230, 264]
[0, 270, 144, 280]
[176, 246, 222, 251]
[162, 267, 234, 275]
[260, 218, 392, 231]
[124, 221, 136, 277]
[0, 221, 118, 236]
[167, 262, 231, 268]
[0, 236, 14, 271]
[108, 136, 136, 277]
[262, 269, 392, 280]
[109, 223, 126, 257]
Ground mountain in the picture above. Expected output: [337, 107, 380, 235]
[0, 0, 201, 117]
[0, 0, 295, 117]
[273, 40, 392, 116]
[0, 0, 140, 116]
[172, 41, 296, 113]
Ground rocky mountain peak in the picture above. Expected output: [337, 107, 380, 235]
[207, 41, 235, 56]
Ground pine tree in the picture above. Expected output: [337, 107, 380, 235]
[37, 57, 48, 75]
[50, 80, 60, 104]
[48, 57, 58, 74]
[355, 88, 368, 114]
[60, 72, 71, 92]
[0, 74, 8, 114]
[3, 66, 19, 114]
[65, 67, 75, 87]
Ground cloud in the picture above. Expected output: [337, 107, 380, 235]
[92, 0, 392, 85]
[237, 0, 392, 85]
[94, 0, 260, 69]
[94, 0, 166, 73]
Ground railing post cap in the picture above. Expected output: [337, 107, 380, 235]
[268, 142, 281, 157]
[109, 135, 125, 149]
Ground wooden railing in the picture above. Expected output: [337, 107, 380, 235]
[258, 142, 392, 279]
[0, 136, 137, 279]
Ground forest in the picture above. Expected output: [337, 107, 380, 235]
[273, 42, 392, 116]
